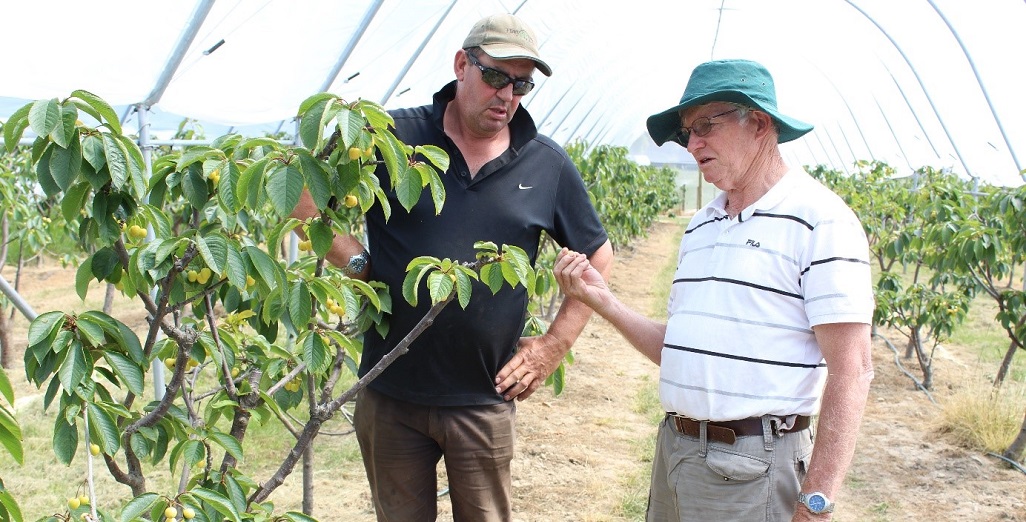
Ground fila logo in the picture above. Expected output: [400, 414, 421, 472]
[746, 239, 761, 248]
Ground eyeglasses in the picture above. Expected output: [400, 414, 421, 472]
[675, 108, 740, 146]
[465, 52, 535, 96]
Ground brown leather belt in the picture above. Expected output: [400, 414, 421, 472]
[669, 414, 811, 445]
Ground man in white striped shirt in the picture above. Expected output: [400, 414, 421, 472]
[554, 59, 874, 521]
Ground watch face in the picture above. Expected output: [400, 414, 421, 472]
[808, 494, 827, 512]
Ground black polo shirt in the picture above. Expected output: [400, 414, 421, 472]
[359, 81, 608, 406]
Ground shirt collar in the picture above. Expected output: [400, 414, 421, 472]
[706, 165, 803, 221]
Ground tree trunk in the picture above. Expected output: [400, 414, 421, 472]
[909, 328, 933, 390]
[904, 335, 915, 359]
[103, 283, 116, 314]
[1001, 405, 1026, 464]
[993, 340, 1018, 388]
[302, 444, 314, 514]
[0, 308, 10, 369]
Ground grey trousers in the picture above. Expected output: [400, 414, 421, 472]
[646, 415, 814, 521]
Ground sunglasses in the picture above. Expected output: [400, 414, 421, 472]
[675, 108, 740, 146]
[466, 52, 535, 96]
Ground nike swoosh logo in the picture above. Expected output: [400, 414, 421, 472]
[518, 183, 533, 190]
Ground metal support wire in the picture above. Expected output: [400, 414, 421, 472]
[380, 0, 458, 106]
[873, 97, 915, 172]
[926, 0, 1022, 179]
[843, 0, 973, 178]
[0, 273, 36, 321]
[143, 0, 216, 107]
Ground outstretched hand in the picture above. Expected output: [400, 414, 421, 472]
[553, 247, 609, 309]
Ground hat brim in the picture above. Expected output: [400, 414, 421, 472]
[646, 90, 812, 147]
[480, 44, 552, 76]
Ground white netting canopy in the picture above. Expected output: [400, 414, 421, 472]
[2, 0, 1023, 186]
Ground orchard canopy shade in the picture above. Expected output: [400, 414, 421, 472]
[1, 0, 1023, 186]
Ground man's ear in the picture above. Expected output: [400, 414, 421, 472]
[454, 50, 468, 82]
[753, 111, 776, 141]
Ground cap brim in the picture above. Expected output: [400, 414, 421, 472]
[646, 91, 813, 146]
[480, 45, 552, 76]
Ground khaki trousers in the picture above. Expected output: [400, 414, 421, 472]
[647, 415, 814, 521]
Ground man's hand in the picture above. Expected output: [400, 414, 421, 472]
[553, 248, 609, 310]
[495, 333, 567, 401]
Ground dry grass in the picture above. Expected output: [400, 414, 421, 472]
[935, 378, 1026, 454]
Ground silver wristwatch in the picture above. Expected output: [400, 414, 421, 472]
[343, 249, 369, 276]
[798, 491, 834, 514]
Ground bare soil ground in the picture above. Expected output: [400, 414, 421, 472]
[4, 218, 1026, 521]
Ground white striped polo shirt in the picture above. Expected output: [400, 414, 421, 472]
[661, 167, 873, 421]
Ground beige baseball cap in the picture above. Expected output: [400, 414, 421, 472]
[462, 14, 552, 76]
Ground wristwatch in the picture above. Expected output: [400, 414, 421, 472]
[342, 249, 369, 276]
[798, 491, 834, 514]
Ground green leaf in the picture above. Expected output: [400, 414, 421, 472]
[297, 92, 338, 117]
[120, 493, 159, 522]
[103, 352, 144, 395]
[170, 439, 205, 472]
[308, 220, 334, 258]
[454, 269, 474, 309]
[90, 247, 121, 283]
[395, 165, 422, 213]
[480, 263, 505, 294]
[28, 98, 61, 136]
[266, 162, 304, 218]
[49, 138, 83, 192]
[176, 146, 219, 171]
[57, 341, 88, 392]
[197, 233, 228, 276]
[245, 246, 283, 292]
[0, 488, 24, 522]
[302, 332, 330, 374]
[218, 161, 243, 212]
[0, 369, 13, 406]
[298, 152, 331, 209]
[62, 181, 92, 223]
[87, 403, 121, 456]
[35, 144, 60, 196]
[182, 163, 210, 209]
[283, 512, 319, 522]
[298, 97, 329, 150]
[224, 242, 248, 291]
[2, 101, 31, 153]
[415, 144, 450, 172]
[426, 271, 455, 305]
[0, 407, 24, 465]
[207, 430, 244, 462]
[50, 104, 78, 149]
[357, 99, 394, 130]
[81, 134, 107, 172]
[117, 134, 147, 198]
[426, 166, 446, 215]
[71, 89, 121, 134]
[74, 313, 108, 348]
[102, 132, 130, 190]
[28, 311, 66, 349]
[187, 487, 242, 522]
[402, 261, 436, 307]
[53, 415, 78, 465]
[336, 106, 364, 150]
[75, 257, 94, 300]
[373, 131, 405, 187]
[287, 281, 312, 331]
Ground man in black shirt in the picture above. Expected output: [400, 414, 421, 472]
[293, 13, 613, 521]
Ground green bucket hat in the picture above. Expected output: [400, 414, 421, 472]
[646, 59, 813, 147]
